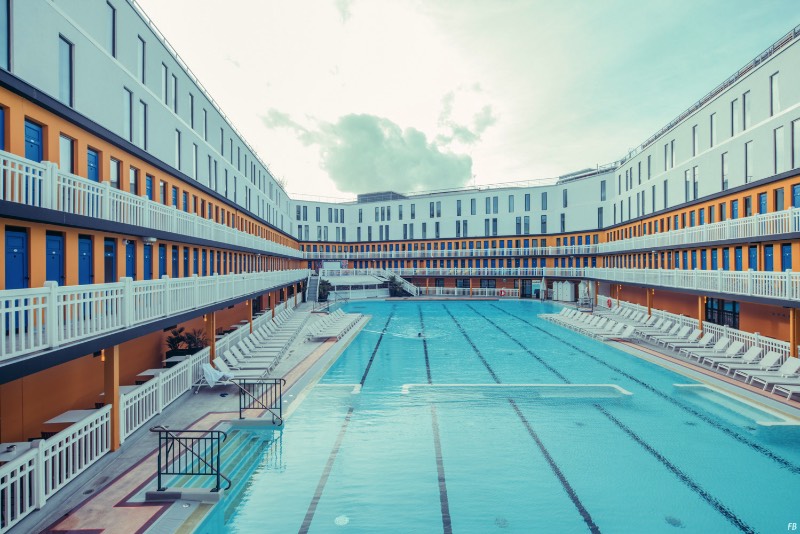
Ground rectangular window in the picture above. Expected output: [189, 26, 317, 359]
[175, 129, 181, 169]
[110, 158, 120, 189]
[59, 36, 73, 106]
[775, 188, 785, 211]
[731, 98, 739, 135]
[692, 124, 698, 156]
[721, 152, 729, 190]
[692, 166, 699, 200]
[508, 195, 514, 212]
[775, 126, 785, 174]
[137, 100, 147, 148]
[411, 204, 416, 219]
[161, 63, 169, 103]
[541, 192, 547, 210]
[523, 216, 530, 234]
[437, 201, 441, 217]
[562, 189, 568, 208]
[491, 218, 497, 236]
[171, 74, 178, 113]
[560, 214, 565, 233]
[524, 193, 530, 211]
[470, 198, 476, 215]
[670, 139, 675, 168]
[744, 141, 753, 183]
[123, 88, 133, 141]
[764, 69, 778, 120]
[600, 180, 606, 201]
[192, 143, 198, 178]
[647, 155, 652, 179]
[202, 109, 208, 140]
[484, 219, 490, 236]
[129, 166, 138, 194]
[492, 196, 498, 214]
[457, 199, 462, 216]
[742, 91, 751, 130]
[106, 2, 116, 57]
[540, 215, 547, 233]
[710, 112, 717, 147]
[0, 0, 9, 70]
[137, 36, 146, 83]
[431, 202, 436, 218]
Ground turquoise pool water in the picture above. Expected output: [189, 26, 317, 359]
[200, 300, 800, 533]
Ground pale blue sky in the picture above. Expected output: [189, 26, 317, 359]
[137, 0, 799, 198]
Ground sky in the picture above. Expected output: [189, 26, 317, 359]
[135, 0, 799, 200]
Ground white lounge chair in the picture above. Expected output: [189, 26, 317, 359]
[717, 350, 781, 376]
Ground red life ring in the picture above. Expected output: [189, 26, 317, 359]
[606, 298, 612, 308]
[499, 290, 506, 297]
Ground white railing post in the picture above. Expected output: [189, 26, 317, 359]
[156, 372, 164, 413]
[193, 274, 200, 308]
[42, 161, 58, 210]
[786, 269, 792, 299]
[101, 181, 111, 220]
[717, 269, 723, 292]
[141, 194, 151, 229]
[171, 205, 178, 233]
[747, 269, 753, 296]
[32, 440, 46, 509]
[163, 275, 172, 317]
[44, 281, 59, 350]
[121, 276, 133, 327]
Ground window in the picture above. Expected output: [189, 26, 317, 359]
[775, 126, 785, 174]
[744, 141, 753, 183]
[59, 135, 74, 173]
[770, 72, 780, 116]
[470, 198, 476, 215]
[692, 166, 699, 200]
[492, 196, 498, 214]
[137, 36, 146, 83]
[775, 188, 785, 211]
[670, 140, 675, 168]
[161, 64, 168, 102]
[709, 112, 717, 147]
[202, 109, 208, 140]
[793, 119, 800, 170]
[0, 0, 9, 70]
[430, 202, 435, 218]
[524, 194, 530, 211]
[491, 218, 497, 236]
[562, 189, 568, 208]
[647, 155, 652, 179]
[508, 195, 514, 212]
[411, 204, 415, 219]
[541, 192, 547, 210]
[705, 298, 739, 329]
[692, 125, 698, 156]
[742, 91, 751, 130]
[106, 2, 116, 57]
[721, 152, 729, 190]
[123, 88, 133, 141]
[192, 143, 198, 178]
[600, 180, 606, 201]
[540, 215, 547, 233]
[684, 170, 691, 202]
[171, 74, 178, 113]
[137, 100, 147, 148]
[456, 199, 462, 216]
[59, 36, 73, 106]
[110, 158, 120, 189]
[730, 98, 739, 135]
[129, 166, 139, 194]
[436, 201, 441, 217]
[484, 219, 490, 236]
[175, 130, 181, 169]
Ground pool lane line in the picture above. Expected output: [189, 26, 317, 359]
[594, 404, 755, 533]
[509, 399, 601, 534]
[420, 306, 453, 533]
[430, 405, 453, 534]
[443, 304, 601, 533]
[299, 407, 355, 534]
[359, 307, 396, 388]
[477, 303, 758, 529]
[465, 303, 570, 383]
[418, 305, 433, 385]
[442, 305, 500, 384]
[490, 304, 800, 475]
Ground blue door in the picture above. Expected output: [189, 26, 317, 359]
[758, 193, 767, 214]
[143, 244, 153, 280]
[172, 246, 179, 277]
[691, 250, 697, 270]
[145, 176, 153, 200]
[731, 200, 739, 219]
[701, 250, 707, 270]
[183, 248, 189, 277]
[734, 247, 742, 271]
[45, 233, 65, 285]
[193, 249, 198, 275]
[158, 244, 167, 277]
[201, 250, 207, 276]
[781, 244, 792, 271]
[78, 236, 93, 284]
[210, 251, 215, 275]
[711, 249, 718, 270]
[794, 185, 800, 208]
[24, 120, 43, 162]
[87, 149, 100, 182]
[764, 245, 774, 271]
[682, 251, 688, 269]
[722, 249, 730, 270]
[5, 229, 28, 289]
[126, 241, 136, 278]
[748, 247, 757, 270]
[0, 108, 5, 150]
[104, 238, 116, 283]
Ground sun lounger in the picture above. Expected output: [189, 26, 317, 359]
[703, 346, 761, 369]
[744, 358, 800, 389]
[772, 383, 800, 401]
[681, 337, 732, 360]
[717, 350, 781, 376]
[732, 354, 796, 383]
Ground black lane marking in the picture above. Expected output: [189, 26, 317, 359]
[595, 404, 754, 533]
[418, 306, 432, 385]
[359, 308, 396, 387]
[299, 407, 354, 534]
[430, 405, 453, 534]
[442, 305, 500, 384]
[492, 304, 800, 475]
[465, 303, 570, 383]
[443, 304, 600, 532]
[510, 399, 601, 534]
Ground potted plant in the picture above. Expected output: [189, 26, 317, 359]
[388, 276, 410, 297]
[184, 329, 209, 352]
[164, 327, 194, 358]
[318, 280, 332, 301]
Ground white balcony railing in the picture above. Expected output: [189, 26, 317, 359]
[417, 286, 519, 298]
[0, 269, 309, 363]
[0, 150, 302, 259]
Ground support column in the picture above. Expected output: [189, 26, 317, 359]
[646, 288, 653, 317]
[616, 284, 621, 307]
[205, 312, 217, 362]
[697, 296, 705, 332]
[790, 308, 798, 358]
[595, 282, 600, 306]
[103, 345, 121, 452]
[247, 300, 253, 333]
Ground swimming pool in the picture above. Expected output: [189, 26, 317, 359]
[199, 300, 800, 533]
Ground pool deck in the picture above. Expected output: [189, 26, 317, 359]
[22, 299, 800, 533]
[24, 305, 369, 534]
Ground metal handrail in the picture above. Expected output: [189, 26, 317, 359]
[150, 425, 232, 492]
[232, 378, 286, 424]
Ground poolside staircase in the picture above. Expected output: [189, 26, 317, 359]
[378, 269, 419, 296]
[149, 428, 275, 503]
[307, 274, 320, 302]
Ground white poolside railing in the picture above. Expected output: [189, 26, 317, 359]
[417, 286, 520, 298]
[0, 269, 309, 362]
[0, 149, 302, 259]
[596, 294, 794, 361]
[0, 405, 112, 534]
